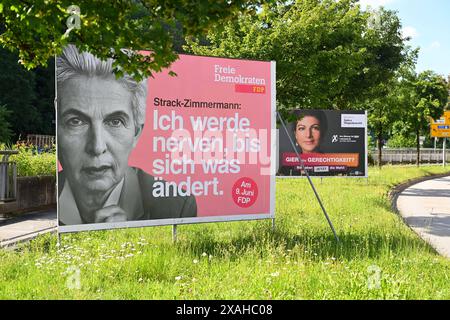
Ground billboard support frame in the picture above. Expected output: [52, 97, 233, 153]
[365, 110, 368, 179]
[172, 224, 177, 243]
[55, 53, 61, 244]
[277, 111, 340, 243]
[55, 55, 277, 238]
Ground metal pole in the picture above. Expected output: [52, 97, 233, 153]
[444, 138, 447, 167]
[172, 224, 177, 243]
[13, 163, 17, 200]
[277, 111, 340, 242]
[4, 155, 9, 199]
[271, 218, 276, 232]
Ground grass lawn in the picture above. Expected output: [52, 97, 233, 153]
[1, 165, 449, 299]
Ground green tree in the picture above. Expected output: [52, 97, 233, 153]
[385, 120, 416, 148]
[366, 80, 401, 166]
[0, 47, 39, 140]
[0, 0, 263, 80]
[402, 70, 448, 166]
[365, 48, 418, 167]
[186, 0, 406, 111]
[447, 75, 450, 110]
[0, 47, 56, 140]
[0, 104, 13, 143]
[33, 59, 55, 135]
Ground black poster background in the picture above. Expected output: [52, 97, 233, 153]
[278, 110, 367, 177]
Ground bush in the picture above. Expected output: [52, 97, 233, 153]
[386, 134, 416, 148]
[2, 142, 56, 177]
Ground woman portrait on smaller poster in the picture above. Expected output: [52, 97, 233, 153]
[278, 109, 367, 178]
[293, 109, 327, 154]
[278, 109, 328, 176]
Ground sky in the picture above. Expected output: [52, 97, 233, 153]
[359, 0, 450, 78]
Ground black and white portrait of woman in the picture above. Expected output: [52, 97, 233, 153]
[57, 45, 197, 226]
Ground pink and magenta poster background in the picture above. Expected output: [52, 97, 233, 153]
[128, 54, 274, 217]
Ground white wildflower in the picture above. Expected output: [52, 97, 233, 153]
[270, 272, 279, 277]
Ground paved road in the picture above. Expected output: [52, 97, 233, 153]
[0, 209, 57, 248]
[397, 175, 450, 259]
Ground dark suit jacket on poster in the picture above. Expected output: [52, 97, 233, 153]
[58, 167, 197, 225]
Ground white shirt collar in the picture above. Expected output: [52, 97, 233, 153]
[59, 178, 124, 225]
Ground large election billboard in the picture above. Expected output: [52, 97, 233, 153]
[56, 45, 276, 233]
[277, 110, 367, 177]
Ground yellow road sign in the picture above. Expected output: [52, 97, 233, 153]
[445, 110, 450, 124]
[430, 111, 450, 137]
[431, 124, 450, 137]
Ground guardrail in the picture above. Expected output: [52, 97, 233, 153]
[0, 150, 19, 202]
[370, 148, 449, 165]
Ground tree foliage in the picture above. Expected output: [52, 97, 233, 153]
[0, 104, 13, 143]
[403, 70, 448, 133]
[365, 48, 418, 165]
[186, 0, 406, 112]
[365, 78, 403, 165]
[447, 75, 450, 110]
[0, 47, 56, 140]
[385, 120, 416, 148]
[0, 0, 263, 80]
[0, 47, 39, 139]
[400, 69, 448, 165]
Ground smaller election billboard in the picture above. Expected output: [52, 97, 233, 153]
[430, 111, 450, 138]
[277, 110, 367, 177]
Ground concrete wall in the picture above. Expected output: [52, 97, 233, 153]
[0, 176, 56, 216]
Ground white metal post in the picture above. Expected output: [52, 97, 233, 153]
[444, 138, 447, 167]
[172, 224, 177, 243]
[277, 111, 339, 243]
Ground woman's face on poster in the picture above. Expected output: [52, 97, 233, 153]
[295, 115, 321, 153]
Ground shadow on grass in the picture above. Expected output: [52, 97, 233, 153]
[177, 222, 436, 262]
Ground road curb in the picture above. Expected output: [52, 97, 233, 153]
[0, 226, 57, 250]
[0, 205, 56, 226]
[389, 172, 450, 215]
[389, 172, 450, 258]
